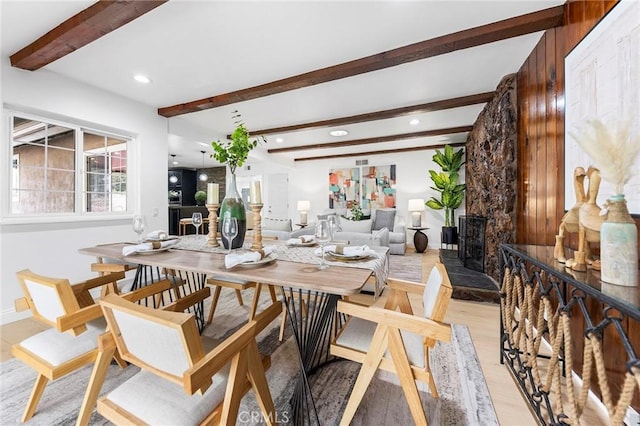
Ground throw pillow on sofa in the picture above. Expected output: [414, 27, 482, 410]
[340, 219, 372, 233]
[373, 209, 396, 231]
[263, 217, 292, 232]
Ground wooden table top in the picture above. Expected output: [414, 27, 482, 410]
[80, 243, 373, 296]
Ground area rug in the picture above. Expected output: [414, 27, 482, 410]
[387, 249, 425, 282]
[1, 279, 497, 425]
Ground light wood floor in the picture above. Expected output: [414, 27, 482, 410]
[0, 249, 536, 425]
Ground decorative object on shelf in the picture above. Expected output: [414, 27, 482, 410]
[408, 198, 424, 227]
[566, 167, 604, 272]
[600, 194, 638, 286]
[569, 118, 639, 280]
[426, 145, 466, 245]
[198, 150, 208, 181]
[250, 203, 264, 251]
[297, 200, 310, 225]
[206, 202, 219, 247]
[211, 111, 266, 249]
[194, 190, 207, 206]
[554, 167, 586, 263]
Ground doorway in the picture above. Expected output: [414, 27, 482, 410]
[266, 173, 288, 219]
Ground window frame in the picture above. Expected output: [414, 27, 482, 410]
[2, 108, 135, 223]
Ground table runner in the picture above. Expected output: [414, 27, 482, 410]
[174, 235, 389, 297]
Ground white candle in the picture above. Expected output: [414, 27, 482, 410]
[250, 181, 262, 204]
[207, 183, 219, 205]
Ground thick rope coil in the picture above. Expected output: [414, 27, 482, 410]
[576, 336, 594, 417]
[610, 372, 637, 426]
[561, 313, 579, 424]
[591, 336, 614, 415]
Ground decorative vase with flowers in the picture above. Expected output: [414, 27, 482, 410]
[211, 111, 266, 249]
[572, 118, 639, 286]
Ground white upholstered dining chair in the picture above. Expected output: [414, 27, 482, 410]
[12, 268, 126, 422]
[87, 294, 277, 425]
[330, 261, 453, 425]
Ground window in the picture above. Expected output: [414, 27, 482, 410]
[9, 113, 130, 217]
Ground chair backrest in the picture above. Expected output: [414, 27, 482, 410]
[16, 269, 81, 328]
[422, 262, 452, 322]
[100, 294, 204, 385]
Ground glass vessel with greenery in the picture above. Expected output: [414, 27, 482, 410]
[211, 111, 266, 249]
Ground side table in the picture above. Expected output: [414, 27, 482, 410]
[295, 223, 309, 229]
[408, 227, 429, 253]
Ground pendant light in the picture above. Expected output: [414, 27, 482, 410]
[198, 150, 208, 181]
[169, 155, 178, 183]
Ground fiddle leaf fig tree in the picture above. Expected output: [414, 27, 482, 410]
[211, 111, 266, 174]
[426, 145, 466, 227]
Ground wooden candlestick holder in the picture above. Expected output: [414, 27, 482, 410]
[250, 203, 264, 251]
[206, 203, 219, 247]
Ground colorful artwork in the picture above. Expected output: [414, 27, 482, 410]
[329, 168, 360, 210]
[362, 165, 396, 213]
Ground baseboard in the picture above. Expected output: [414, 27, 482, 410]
[0, 308, 31, 325]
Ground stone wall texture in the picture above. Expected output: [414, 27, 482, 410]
[465, 74, 518, 282]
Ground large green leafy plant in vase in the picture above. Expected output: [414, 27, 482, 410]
[211, 111, 266, 249]
[426, 145, 466, 244]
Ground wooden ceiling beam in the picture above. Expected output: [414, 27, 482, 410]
[158, 5, 563, 117]
[10, 1, 167, 71]
[267, 125, 471, 154]
[294, 142, 466, 162]
[234, 92, 494, 138]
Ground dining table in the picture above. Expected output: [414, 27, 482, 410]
[78, 236, 389, 425]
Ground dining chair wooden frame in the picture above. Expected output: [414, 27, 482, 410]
[83, 294, 277, 426]
[12, 269, 126, 423]
[330, 262, 453, 425]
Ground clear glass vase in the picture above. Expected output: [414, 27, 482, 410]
[600, 194, 638, 286]
[219, 173, 246, 249]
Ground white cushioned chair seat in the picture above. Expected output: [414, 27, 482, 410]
[336, 316, 425, 368]
[106, 367, 230, 426]
[19, 318, 106, 367]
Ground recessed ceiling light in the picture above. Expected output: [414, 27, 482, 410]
[133, 74, 151, 84]
[410, 119, 420, 126]
[329, 129, 349, 137]
[275, 137, 284, 144]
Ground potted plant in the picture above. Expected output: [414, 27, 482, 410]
[194, 190, 207, 206]
[426, 145, 466, 245]
[211, 111, 266, 249]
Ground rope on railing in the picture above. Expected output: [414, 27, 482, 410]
[500, 259, 640, 425]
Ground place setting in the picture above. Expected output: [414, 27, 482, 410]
[123, 216, 180, 256]
[224, 245, 278, 269]
[286, 235, 317, 247]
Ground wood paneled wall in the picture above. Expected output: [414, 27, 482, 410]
[516, 0, 639, 252]
[516, 0, 639, 411]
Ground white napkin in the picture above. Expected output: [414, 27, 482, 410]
[286, 235, 316, 245]
[123, 239, 178, 256]
[145, 230, 169, 240]
[314, 244, 376, 257]
[225, 245, 276, 268]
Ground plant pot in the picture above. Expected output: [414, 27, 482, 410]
[219, 173, 246, 249]
[441, 226, 458, 245]
[195, 200, 205, 206]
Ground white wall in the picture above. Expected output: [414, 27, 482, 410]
[1, 64, 168, 323]
[283, 148, 466, 249]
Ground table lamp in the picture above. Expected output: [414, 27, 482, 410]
[297, 200, 311, 225]
[408, 199, 425, 227]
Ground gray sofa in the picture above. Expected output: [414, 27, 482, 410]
[290, 208, 406, 255]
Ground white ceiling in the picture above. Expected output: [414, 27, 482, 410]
[1, 0, 564, 169]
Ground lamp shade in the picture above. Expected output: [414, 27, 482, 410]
[297, 200, 311, 211]
[408, 199, 425, 212]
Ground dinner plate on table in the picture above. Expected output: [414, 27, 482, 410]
[288, 241, 317, 247]
[144, 236, 179, 243]
[132, 247, 173, 255]
[327, 251, 371, 260]
[236, 253, 278, 267]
